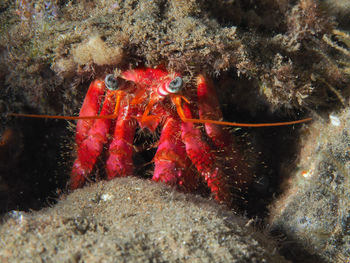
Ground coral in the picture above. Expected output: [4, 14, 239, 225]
[269, 108, 350, 262]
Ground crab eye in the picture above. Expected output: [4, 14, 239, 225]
[105, 74, 118, 90]
[167, 77, 183, 93]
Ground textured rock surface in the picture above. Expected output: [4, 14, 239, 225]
[0, 0, 346, 114]
[269, 108, 350, 262]
[0, 178, 288, 262]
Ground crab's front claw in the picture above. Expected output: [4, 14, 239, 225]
[180, 103, 232, 204]
[75, 79, 106, 146]
[70, 76, 118, 189]
[196, 74, 252, 188]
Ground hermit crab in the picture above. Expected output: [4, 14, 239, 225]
[10, 66, 311, 204]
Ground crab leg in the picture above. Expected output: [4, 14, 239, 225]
[152, 116, 188, 185]
[196, 75, 251, 186]
[70, 89, 116, 189]
[75, 80, 106, 146]
[180, 103, 232, 204]
[196, 75, 226, 147]
[106, 99, 138, 179]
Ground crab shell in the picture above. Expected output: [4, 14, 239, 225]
[70, 67, 251, 204]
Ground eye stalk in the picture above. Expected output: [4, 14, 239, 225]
[167, 76, 183, 94]
[105, 74, 118, 90]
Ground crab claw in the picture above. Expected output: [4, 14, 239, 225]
[180, 103, 233, 204]
[70, 77, 118, 189]
[196, 75, 251, 187]
[75, 80, 106, 146]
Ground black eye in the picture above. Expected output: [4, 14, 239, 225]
[167, 77, 183, 93]
[105, 74, 118, 90]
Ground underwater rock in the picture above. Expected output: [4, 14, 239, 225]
[0, 178, 289, 262]
[269, 108, 350, 262]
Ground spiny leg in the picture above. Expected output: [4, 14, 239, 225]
[106, 98, 138, 179]
[196, 75, 226, 147]
[75, 80, 106, 146]
[196, 75, 251, 187]
[70, 89, 116, 189]
[180, 103, 232, 204]
[152, 116, 188, 185]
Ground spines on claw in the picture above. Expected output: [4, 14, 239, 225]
[75, 80, 106, 146]
[197, 75, 251, 187]
[180, 103, 232, 204]
[197, 75, 227, 148]
[70, 82, 116, 189]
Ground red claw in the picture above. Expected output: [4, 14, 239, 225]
[70, 82, 116, 188]
[75, 80, 106, 146]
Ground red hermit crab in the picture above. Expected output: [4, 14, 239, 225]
[10, 66, 311, 204]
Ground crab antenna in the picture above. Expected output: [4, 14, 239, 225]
[171, 95, 312, 127]
[8, 90, 126, 121]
